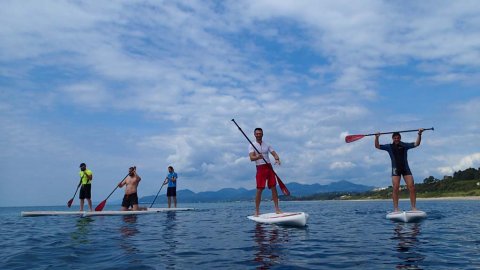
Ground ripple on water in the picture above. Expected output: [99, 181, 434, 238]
[1, 201, 480, 269]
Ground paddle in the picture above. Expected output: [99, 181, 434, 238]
[149, 181, 167, 208]
[345, 127, 434, 143]
[67, 179, 82, 208]
[231, 119, 290, 196]
[94, 173, 130, 211]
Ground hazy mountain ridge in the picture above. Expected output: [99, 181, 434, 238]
[139, 180, 375, 204]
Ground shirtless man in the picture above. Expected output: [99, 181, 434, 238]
[118, 166, 143, 211]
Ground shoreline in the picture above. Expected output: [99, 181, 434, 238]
[346, 196, 480, 202]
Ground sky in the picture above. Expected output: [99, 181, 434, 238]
[1, 0, 479, 207]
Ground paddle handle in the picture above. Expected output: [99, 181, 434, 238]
[365, 127, 434, 136]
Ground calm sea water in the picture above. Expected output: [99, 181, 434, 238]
[0, 200, 479, 269]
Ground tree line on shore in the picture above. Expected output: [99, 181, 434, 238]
[286, 167, 480, 201]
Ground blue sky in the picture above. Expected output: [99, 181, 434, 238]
[1, 1, 479, 206]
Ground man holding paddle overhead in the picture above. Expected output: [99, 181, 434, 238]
[249, 127, 282, 217]
[78, 163, 93, 211]
[118, 166, 143, 211]
[375, 128, 424, 212]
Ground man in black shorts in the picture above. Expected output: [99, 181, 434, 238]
[118, 166, 142, 211]
[375, 129, 424, 211]
[78, 163, 93, 211]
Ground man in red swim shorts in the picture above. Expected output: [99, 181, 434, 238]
[249, 127, 282, 216]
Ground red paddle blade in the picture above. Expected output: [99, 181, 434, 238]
[67, 198, 74, 208]
[345, 134, 365, 143]
[95, 200, 107, 211]
[276, 176, 290, 196]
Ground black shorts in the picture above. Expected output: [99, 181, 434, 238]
[79, 184, 91, 199]
[166, 187, 176, 197]
[122, 193, 139, 208]
[392, 167, 412, 177]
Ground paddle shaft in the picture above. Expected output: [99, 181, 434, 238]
[363, 127, 434, 137]
[67, 180, 82, 207]
[72, 181, 81, 197]
[231, 119, 290, 196]
[105, 173, 132, 200]
[149, 182, 166, 208]
[95, 173, 130, 211]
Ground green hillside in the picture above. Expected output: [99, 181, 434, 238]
[297, 167, 480, 200]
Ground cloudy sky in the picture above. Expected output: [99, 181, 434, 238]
[1, 1, 479, 206]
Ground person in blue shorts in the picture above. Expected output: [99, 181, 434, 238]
[375, 129, 424, 212]
[163, 166, 177, 208]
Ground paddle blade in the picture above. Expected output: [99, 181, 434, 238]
[95, 200, 107, 211]
[276, 176, 290, 196]
[345, 134, 365, 143]
[67, 198, 74, 208]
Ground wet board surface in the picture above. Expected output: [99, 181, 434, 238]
[247, 212, 309, 227]
[21, 208, 194, 217]
[83, 207, 194, 216]
[386, 210, 427, 223]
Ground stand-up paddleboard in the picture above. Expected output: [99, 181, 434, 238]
[21, 208, 194, 217]
[21, 211, 85, 217]
[82, 207, 194, 217]
[386, 210, 427, 223]
[248, 212, 309, 227]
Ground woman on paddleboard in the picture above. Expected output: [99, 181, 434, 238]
[249, 127, 282, 217]
[375, 129, 424, 212]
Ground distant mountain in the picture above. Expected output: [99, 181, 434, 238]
[139, 180, 375, 204]
[284, 180, 374, 196]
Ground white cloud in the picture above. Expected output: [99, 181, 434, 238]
[437, 153, 480, 176]
[61, 83, 112, 108]
[2, 1, 480, 205]
[329, 161, 356, 170]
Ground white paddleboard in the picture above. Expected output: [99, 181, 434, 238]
[21, 211, 85, 217]
[82, 207, 194, 217]
[386, 210, 427, 223]
[247, 212, 309, 227]
[21, 208, 194, 217]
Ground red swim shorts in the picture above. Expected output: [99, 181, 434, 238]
[256, 164, 277, 189]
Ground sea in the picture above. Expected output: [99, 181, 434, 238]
[0, 199, 479, 270]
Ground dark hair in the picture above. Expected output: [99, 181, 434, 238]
[79, 163, 86, 168]
[168, 166, 174, 170]
[254, 128, 263, 133]
[392, 132, 401, 138]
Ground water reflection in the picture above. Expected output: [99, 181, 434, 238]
[120, 215, 139, 238]
[253, 224, 289, 269]
[163, 211, 177, 270]
[120, 215, 140, 254]
[392, 223, 425, 269]
[71, 217, 93, 244]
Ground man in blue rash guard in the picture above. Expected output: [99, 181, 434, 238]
[375, 129, 424, 212]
